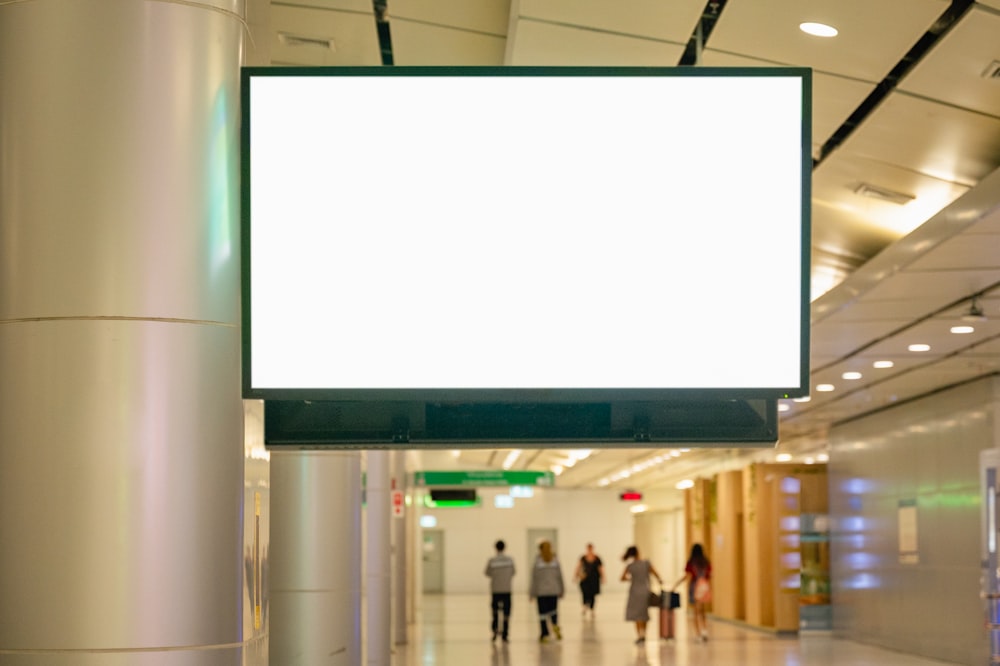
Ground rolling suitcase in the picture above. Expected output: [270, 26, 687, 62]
[659, 591, 680, 640]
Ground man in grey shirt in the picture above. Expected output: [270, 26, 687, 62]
[485, 539, 515, 642]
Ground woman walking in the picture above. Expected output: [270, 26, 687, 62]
[673, 543, 712, 642]
[529, 540, 565, 642]
[574, 543, 604, 618]
[620, 545, 663, 644]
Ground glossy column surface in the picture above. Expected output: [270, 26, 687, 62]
[270, 452, 363, 666]
[366, 451, 392, 666]
[391, 451, 408, 646]
[0, 0, 245, 663]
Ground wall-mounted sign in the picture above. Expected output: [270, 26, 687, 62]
[415, 470, 555, 487]
[391, 490, 404, 518]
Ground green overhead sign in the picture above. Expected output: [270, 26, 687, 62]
[414, 470, 555, 487]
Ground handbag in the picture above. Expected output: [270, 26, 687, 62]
[668, 591, 682, 609]
[647, 590, 663, 608]
[694, 577, 712, 603]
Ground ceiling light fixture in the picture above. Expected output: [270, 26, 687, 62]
[842, 371, 862, 380]
[908, 343, 931, 352]
[962, 295, 987, 322]
[951, 325, 975, 334]
[873, 360, 894, 369]
[799, 21, 838, 37]
[816, 383, 835, 392]
[502, 450, 521, 469]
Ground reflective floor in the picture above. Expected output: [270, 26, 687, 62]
[390, 593, 960, 666]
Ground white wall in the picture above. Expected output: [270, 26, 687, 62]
[830, 375, 999, 665]
[415, 486, 636, 595]
[635, 508, 687, 588]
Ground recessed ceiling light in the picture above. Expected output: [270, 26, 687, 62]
[908, 343, 931, 352]
[842, 371, 862, 380]
[676, 479, 695, 490]
[800, 22, 838, 37]
[778, 403, 791, 412]
[776, 453, 793, 462]
[873, 360, 894, 369]
[951, 325, 975, 334]
[793, 396, 811, 403]
[816, 383, 835, 392]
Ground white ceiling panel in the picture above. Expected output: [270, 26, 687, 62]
[270, 5, 381, 66]
[708, 0, 949, 81]
[699, 51, 875, 145]
[853, 269, 1000, 303]
[817, 299, 937, 325]
[272, 0, 371, 11]
[897, 7, 1000, 117]
[812, 152, 972, 239]
[507, 19, 686, 66]
[810, 195, 904, 261]
[906, 233, 1000, 271]
[516, 0, 705, 44]
[811, 321, 911, 359]
[837, 92, 1000, 186]
[391, 20, 506, 65]
[391, 0, 511, 36]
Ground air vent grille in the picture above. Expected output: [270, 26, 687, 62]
[852, 182, 916, 205]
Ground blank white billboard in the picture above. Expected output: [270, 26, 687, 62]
[242, 67, 810, 400]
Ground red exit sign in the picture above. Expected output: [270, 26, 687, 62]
[620, 491, 643, 501]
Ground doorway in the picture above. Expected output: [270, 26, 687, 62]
[422, 529, 444, 594]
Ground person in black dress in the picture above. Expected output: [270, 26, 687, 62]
[574, 543, 604, 618]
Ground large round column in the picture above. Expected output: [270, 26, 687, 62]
[0, 1, 245, 664]
[270, 451, 363, 665]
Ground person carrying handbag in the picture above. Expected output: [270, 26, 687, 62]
[672, 543, 712, 642]
[620, 545, 663, 644]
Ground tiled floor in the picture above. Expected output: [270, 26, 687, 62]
[390, 593, 960, 666]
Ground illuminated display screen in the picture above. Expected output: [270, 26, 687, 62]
[241, 66, 810, 405]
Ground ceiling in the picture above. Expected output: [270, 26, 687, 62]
[247, 0, 1000, 494]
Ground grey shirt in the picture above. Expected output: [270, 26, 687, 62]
[485, 554, 515, 593]
[529, 556, 565, 598]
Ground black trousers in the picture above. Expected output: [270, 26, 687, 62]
[536, 596, 559, 637]
[491, 593, 511, 638]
